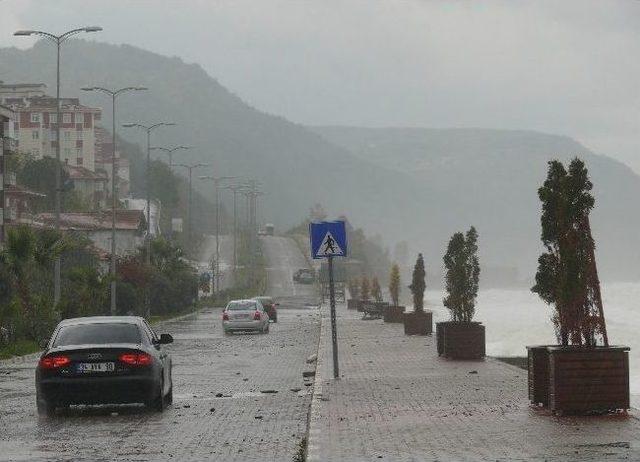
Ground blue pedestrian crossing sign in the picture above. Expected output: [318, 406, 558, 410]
[310, 220, 348, 259]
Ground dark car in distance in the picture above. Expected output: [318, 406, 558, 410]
[35, 316, 174, 416]
[252, 296, 279, 322]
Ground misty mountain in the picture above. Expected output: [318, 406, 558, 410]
[2, 41, 640, 283]
[311, 127, 640, 283]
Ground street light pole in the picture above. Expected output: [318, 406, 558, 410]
[149, 145, 192, 167]
[81, 86, 146, 315]
[15, 26, 102, 305]
[199, 175, 236, 294]
[176, 163, 209, 249]
[123, 122, 176, 318]
[223, 184, 246, 275]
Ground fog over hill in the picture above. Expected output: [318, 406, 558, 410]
[2, 40, 640, 283]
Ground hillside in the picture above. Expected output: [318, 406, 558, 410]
[312, 126, 640, 282]
[2, 41, 640, 283]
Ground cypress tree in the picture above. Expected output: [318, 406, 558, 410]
[531, 158, 606, 346]
[409, 254, 426, 312]
[389, 264, 401, 307]
[443, 227, 480, 322]
[371, 277, 383, 302]
[360, 276, 370, 302]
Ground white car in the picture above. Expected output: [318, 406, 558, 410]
[222, 299, 270, 335]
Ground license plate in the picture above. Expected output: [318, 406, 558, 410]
[234, 313, 251, 319]
[76, 362, 115, 373]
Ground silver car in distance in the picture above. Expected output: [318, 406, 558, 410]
[222, 299, 270, 335]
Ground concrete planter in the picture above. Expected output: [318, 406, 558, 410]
[403, 310, 432, 335]
[384, 305, 405, 323]
[527, 345, 630, 414]
[347, 299, 361, 311]
[437, 322, 485, 360]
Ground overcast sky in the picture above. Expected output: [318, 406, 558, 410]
[2, 0, 640, 171]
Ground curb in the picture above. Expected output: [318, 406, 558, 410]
[305, 304, 329, 462]
[0, 308, 204, 368]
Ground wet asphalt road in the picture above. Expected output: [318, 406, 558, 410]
[0, 236, 319, 462]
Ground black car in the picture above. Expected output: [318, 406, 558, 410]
[35, 316, 174, 416]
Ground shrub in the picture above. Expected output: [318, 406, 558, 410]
[371, 277, 382, 302]
[360, 276, 370, 302]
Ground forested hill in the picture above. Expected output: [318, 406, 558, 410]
[2, 40, 640, 282]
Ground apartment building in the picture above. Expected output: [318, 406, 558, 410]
[0, 82, 101, 171]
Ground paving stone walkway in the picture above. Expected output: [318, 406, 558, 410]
[307, 305, 640, 461]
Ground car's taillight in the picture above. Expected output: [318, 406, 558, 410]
[254, 311, 261, 320]
[222, 312, 229, 321]
[39, 355, 71, 369]
[118, 352, 152, 366]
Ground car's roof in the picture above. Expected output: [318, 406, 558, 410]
[253, 296, 272, 300]
[227, 299, 257, 304]
[59, 316, 145, 326]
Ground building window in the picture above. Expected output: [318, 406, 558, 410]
[30, 112, 40, 123]
[63, 113, 72, 124]
[77, 157, 83, 166]
[76, 130, 83, 140]
[76, 147, 82, 158]
[76, 112, 84, 124]
[64, 131, 71, 141]
[32, 130, 39, 140]
[31, 148, 40, 157]
[50, 130, 57, 141]
[49, 113, 57, 124]
[64, 148, 71, 158]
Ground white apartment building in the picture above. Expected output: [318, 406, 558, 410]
[0, 82, 101, 171]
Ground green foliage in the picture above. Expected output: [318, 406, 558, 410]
[388, 264, 401, 307]
[409, 254, 426, 312]
[443, 227, 480, 322]
[371, 277, 382, 302]
[360, 276, 370, 302]
[531, 158, 602, 346]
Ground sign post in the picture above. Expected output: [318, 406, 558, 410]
[310, 220, 348, 379]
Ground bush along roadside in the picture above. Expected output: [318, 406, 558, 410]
[403, 254, 432, 335]
[437, 226, 485, 360]
[528, 158, 629, 415]
[0, 229, 199, 360]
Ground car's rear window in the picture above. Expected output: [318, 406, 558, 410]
[255, 297, 273, 304]
[226, 301, 256, 311]
[53, 323, 141, 347]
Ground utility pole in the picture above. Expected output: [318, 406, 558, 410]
[15, 25, 102, 305]
[82, 86, 147, 315]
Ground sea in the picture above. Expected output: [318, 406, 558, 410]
[422, 282, 640, 401]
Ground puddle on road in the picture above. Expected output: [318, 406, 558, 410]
[174, 389, 311, 401]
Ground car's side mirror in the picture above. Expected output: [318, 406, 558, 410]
[158, 333, 173, 344]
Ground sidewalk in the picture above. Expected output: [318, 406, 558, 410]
[307, 305, 640, 461]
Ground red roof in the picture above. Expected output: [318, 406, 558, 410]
[36, 209, 146, 231]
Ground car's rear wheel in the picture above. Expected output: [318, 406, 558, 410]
[166, 386, 173, 405]
[264, 323, 270, 334]
[148, 378, 166, 412]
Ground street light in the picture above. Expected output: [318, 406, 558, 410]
[222, 184, 248, 274]
[150, 145, 192, 166]
[15, 25, 102, 305]
[176, 163, 210, 251]
[81, 86, 147, 315]
[200, 175, 237, 294]
[123, 122, 175, 318]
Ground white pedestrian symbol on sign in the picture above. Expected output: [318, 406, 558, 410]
[318, 231, 344, 256]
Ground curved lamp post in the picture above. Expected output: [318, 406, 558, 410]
[14, 26, 102, 305]
[81, 86, 147, 315]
